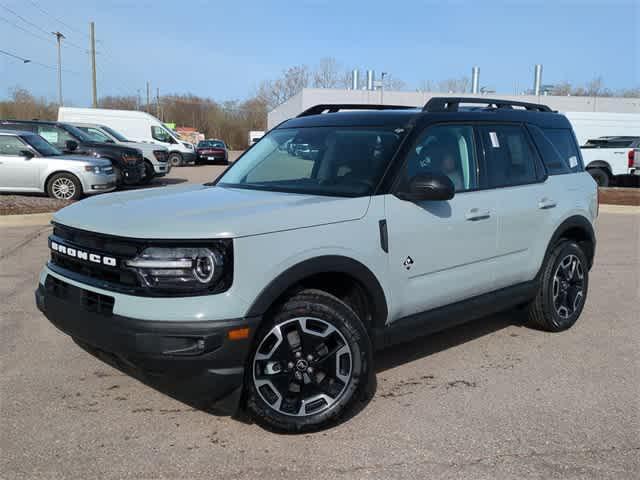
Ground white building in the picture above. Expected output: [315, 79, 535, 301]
[268, 88, 640, 129]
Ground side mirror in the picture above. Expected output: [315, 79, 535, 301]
[105, 138, 115, 143]
[396, 173, 455, 202]
[20, 149, 35, 159]
[65, 140, 78, 152]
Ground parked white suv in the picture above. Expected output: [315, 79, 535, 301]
[0, 130, 115, 199]
[69, 123, 170, 183]
[37, 98, 597, 432]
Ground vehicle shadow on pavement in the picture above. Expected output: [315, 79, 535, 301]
[122, 178, 189, 190]
[375, 309, 526, 374]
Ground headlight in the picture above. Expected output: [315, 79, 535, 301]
[121, 153, 140, 163]
[182, 142, 193, 149]
[84, 165, 111, 174]
[125, 246, 229, 293]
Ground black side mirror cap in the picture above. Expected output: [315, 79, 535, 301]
[395, 173, 455, 202]
[65, 140, 78, 152]
[20, 149, 35, 159]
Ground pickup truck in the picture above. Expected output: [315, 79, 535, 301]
[581, 136, 640, 187]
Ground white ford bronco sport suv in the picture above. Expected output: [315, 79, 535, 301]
[36, 98, 597, 432]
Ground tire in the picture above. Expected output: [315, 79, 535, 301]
[588, 168, 610, 187]
[140, 161, 155, 185]
[46, 172, 82, 200]
[526, 240, 589, 332]
[245, 289, 372, 433]
[168, 152, 183, 167]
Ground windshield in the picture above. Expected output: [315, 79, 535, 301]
[198, 140, 225, 148]
[60, 124, 94, 143]
[25, 134, 62, 156]
[101, 126, 129, 142]
[218, 126, 405, 197]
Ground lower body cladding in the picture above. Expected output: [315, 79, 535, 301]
[35, 273, 260, 412]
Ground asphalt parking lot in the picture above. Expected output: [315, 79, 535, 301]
[1, 208, 639, 479]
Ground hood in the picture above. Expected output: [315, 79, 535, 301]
[52, 184, 371, 239]
[124, 141, 168, 152]
[82, 141, 140, 155]
[51, 154, 112, 167]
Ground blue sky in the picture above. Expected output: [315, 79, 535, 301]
[1, 0, 638, 106]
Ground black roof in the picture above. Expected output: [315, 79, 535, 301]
[281, 107, 571, 130]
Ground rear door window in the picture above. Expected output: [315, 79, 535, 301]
[478, 125, 541, 188]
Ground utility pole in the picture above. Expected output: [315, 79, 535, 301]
[146, 81, 150, 112]
[380, 72, 387, 104]
[90, 22, 97, 107]
[52, 31, 65, 106]
[156, 87, 160, 119]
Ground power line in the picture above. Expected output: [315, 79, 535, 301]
[0, 48, 30, 63]
[0, 14, 55, 45]
[27, 0, 89, 39]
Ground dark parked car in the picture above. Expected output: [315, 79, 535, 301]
[196, 139, 228, 164]
[0, 120, 145, 186]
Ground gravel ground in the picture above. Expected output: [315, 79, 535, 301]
[0, 212, 638, 479]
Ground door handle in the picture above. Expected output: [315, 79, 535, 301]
[465, 208, 491, 221]
[538, 198, 557, 209]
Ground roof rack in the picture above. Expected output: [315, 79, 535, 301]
[297, 104, 416, 117]
[423, 97, 553, 113]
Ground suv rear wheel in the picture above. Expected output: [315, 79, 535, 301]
[527, 240, 589, 332]
[245, 289, 372, 433]
[587, 167, 610, 187]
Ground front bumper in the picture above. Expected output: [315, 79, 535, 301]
[120, 163, 146, 185]
[35, 276, 260, 409]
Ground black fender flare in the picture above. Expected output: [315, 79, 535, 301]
[246, 255, 389, 329]
[543, 215, 596, 270]
[585, 160, 612, 173]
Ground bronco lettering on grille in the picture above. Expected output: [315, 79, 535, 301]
[51, 241, 117, 267]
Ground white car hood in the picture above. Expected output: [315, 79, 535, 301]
[53, 184, 371, 238]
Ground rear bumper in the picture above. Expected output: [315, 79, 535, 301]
[35, 278, 260, 409]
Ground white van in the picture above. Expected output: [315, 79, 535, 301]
[58, 107, 195, 166]
[564, 112, 640, 146]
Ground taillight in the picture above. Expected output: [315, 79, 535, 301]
[629, 150, 635, 168]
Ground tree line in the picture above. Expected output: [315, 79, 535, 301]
[1, 58, 638, 148]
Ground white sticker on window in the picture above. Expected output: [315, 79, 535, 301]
[569, 156, 578, 168]
[40, 132, 58, 144]
[489, 131, 500, 148]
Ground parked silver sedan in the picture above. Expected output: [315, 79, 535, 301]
[0, 130, 116, 200]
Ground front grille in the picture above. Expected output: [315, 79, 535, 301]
[45, 275, 114, 315]
[50, 224, 141, 291]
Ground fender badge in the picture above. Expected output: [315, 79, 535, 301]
[403, 256, 414, 270]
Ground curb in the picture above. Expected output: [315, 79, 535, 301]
[599, 204, 640, 215]
[0, 212, 53, 227]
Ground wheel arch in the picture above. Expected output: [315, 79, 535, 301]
[585, 160, 612, 173]
[246, 255, 389, 331]
[544, 215, 596, 270]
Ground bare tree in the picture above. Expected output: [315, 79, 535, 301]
[437, 77, 470, 93]
[585, 76, 604, 97]
[257, 65, 310, 109]
[313, 57, 340, 88]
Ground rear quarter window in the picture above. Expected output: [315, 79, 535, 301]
[528, 125, 583, 175]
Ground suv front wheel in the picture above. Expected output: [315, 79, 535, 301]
[527, 240, 589, 332]
[245, 289, 372, 433]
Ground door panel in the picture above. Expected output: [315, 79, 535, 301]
[476, 125, 551, 287]
[385, 191, 498, 320]
[384, 123, 498, 322]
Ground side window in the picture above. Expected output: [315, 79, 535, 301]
[151, 126, 175, 144]
[542, 128, 582, 173]
[84, 128, 110, 143]
[36, 125, 74, 148]
[404, 124, 478, 192]
[479, 125, 540, 188]
[0, 135, 27, 156]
